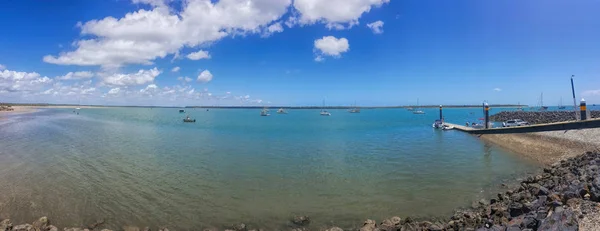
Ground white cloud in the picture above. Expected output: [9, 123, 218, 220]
[57, 71, 95, 80]
[177, 76, 193, 83]
[197, 70, 213, 83]
[293, 0, 390, 29]
[171, 66, 180, 72]
[582, 89, 600, 96]
[366, 20, 384, 34]
[108, 87, 121, 95]
[43, 0, 292, 68]
[186, 50, 211, 60]
[263, 22, 284, 37]
[101, 67, 161, 86]
[493, 88, 502, 92]
[313, 36, 349, 61]
[0, 69, 53, 93]
[0, 64, 5, 70]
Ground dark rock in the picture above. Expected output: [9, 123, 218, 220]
[0, 219, 12, 231]
[538, 207, 578, 231]
[292, 216, 310, 226]
[505, 227, 521, 231]
[508, 202, 530, 217]
[522, 216, 538, 229]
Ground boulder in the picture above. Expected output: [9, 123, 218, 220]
[13, 224, 33, 231]
[0, 219, 12, 231]
[380, 216, 401, 228]
[32, 217, 49, 231]
[359, 219, 377, 231]
[538, 207, 578, 231]
[47, 226, 58, 231]
[232, 223, 247, 231]
[292, 216, 310, 226]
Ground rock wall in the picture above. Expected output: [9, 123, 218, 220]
[490, 111, 600, 124]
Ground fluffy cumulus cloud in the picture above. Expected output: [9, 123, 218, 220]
[186, 50, 211, 60]
[0, 69, 53, 93]
[57, 71, 95, 80]
[313, 36, 349, 61]
[100, 67, 161, 86]
[42, 0, 389, 68]
[366, 20, 384, 34]
[293, 0, 390, 29]
[43, 0, 292, 68]
[171, 66, 180, 72]
[197, 70, 213, 83]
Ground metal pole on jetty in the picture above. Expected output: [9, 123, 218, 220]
[580, 98, 587, 121]
[484, 102, 490, 129]
[571, 75, 579, 120]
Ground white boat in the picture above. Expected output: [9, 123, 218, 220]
[260, 108, 270, 116]
[441, 125, 454, 130]
[413, 98, 425, 114]
[432, 119, 443, 128]
[320, 100, 331, 116]
[348, 101, 360, 113]
[277, 108, 288, 114]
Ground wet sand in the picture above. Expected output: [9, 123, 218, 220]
[478, 128, 600, 165]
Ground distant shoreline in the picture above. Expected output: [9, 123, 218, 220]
[1, 103, 527, 109]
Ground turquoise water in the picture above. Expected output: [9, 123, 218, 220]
[0, 108, 538, 230]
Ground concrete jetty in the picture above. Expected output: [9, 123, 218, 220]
[445, 118, 600, 134]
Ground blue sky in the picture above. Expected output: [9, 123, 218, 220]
[1, 0, 599, 106]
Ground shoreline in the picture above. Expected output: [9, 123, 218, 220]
[478, 128, 600, 165]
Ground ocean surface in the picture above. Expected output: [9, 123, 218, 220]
[0, 107, 542, 230]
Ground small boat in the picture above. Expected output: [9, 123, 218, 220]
[412, 98, 425, 114]
[558, 97, 566, 109]
[432, 119, 444, 128]
[260, 108, 270, 116]
[183, 116, 196, 123]
[441, 125, 454, 130]
[277, 108, 288, 114]
[538, 93, 548, 111]
[179, 109, 185, 113]
[406, 107, 414, 111]
[348, 101, 360, 113]
[320, 100, 331, 116]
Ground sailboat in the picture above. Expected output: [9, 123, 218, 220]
[558, 97, 566, 109]
[348, 101, 360, 113]
[260, 107, 270, 116]
[277, 108, 288, 114]
[413, 99, 425, 114]
[320, 100, 331, 116]
[517, 102, 524, 111]
[538, 93, 548, 111]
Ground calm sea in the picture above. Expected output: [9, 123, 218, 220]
[0, 107, 540, 230]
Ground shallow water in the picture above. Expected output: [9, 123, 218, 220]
[0, 108, 539, 230]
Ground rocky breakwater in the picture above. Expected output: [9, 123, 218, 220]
[339, 151, 600, 231]
[490, 111, 600, 125]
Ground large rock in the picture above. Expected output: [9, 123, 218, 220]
[325, 227, 343, 231]
[32, 217, 49, 231]
[538, 208, 578, 231]
[12, 224, 33, 231]
[123, 226, 140, 231]
[359, 219, 377, 231]
[292, 216, 310, 226]
[0, 220, 12, 231]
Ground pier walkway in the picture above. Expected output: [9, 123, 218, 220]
[445, 118, 600, 134]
